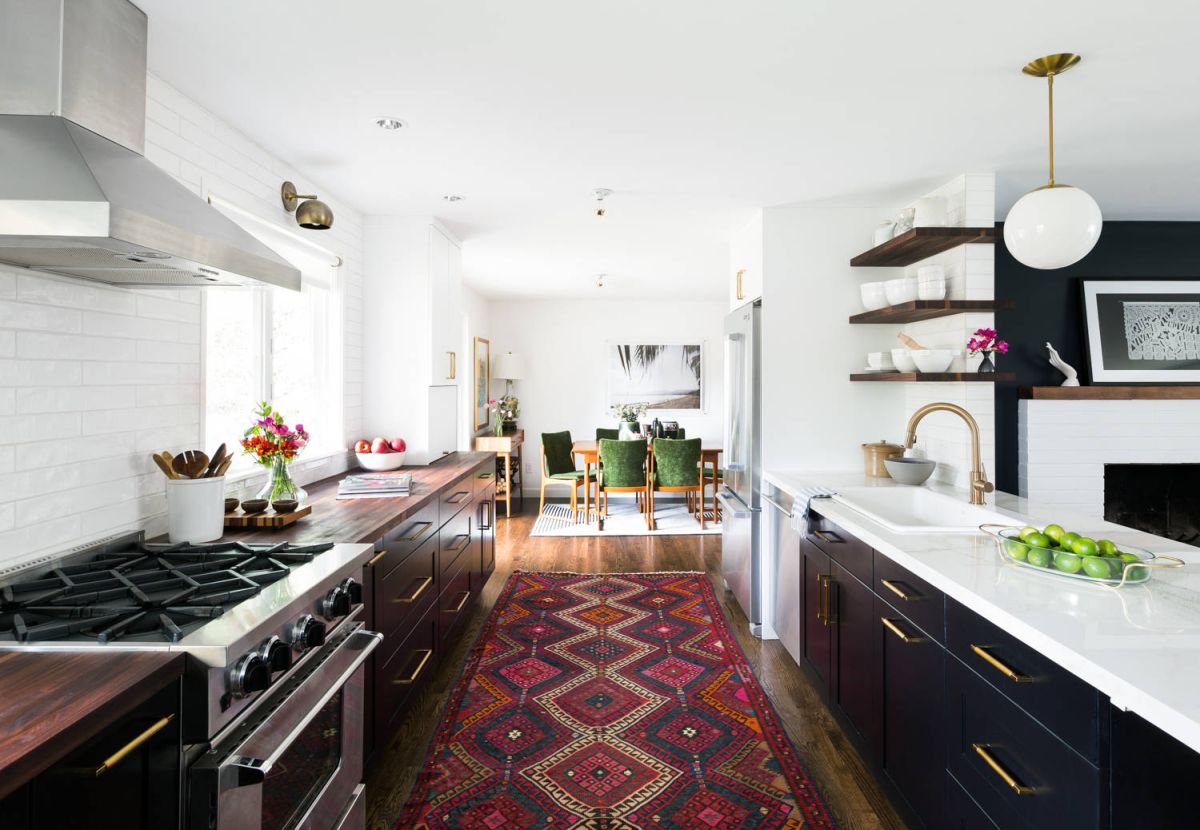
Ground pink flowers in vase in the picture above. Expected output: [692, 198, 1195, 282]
[240, 401, 310, 464]
[966, 328, 1008, 374]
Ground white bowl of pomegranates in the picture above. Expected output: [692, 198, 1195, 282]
[354, 437, 407, 471]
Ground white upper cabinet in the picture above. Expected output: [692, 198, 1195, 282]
[729, 210, 764, 310]
[428, 227, 462, 386]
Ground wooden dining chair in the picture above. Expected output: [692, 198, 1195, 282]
[649, 438, 704, 529]
[597, 438, 650, 531]
[539, 430, 586, 523]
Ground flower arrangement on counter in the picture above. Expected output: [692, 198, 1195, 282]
[487, 396, 519, 436]
[610, 402, 648, 423]
[241, 401, 310, 501]
[966, 327, 1009, 374]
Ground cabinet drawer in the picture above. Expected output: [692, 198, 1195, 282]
[473, 465, 497, 497]
[438, 562, 474, 645]
[947, 598, 1100, 763]
[376, 499, 439, 568]
[807, 512, 872, 586]
[947, 657, 1102, 830]
[440, 474, 475, 525]
[375, 601, 439, 737]
[439, 506, 474, 578]
[874, 552, 945, 644]
[376, 535, 437, 643]
[945, 771, 1001, 829]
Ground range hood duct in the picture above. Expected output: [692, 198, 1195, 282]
[0, 0, 301, 290]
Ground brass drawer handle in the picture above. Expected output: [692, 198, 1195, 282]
[478, 472, 493, 480]
[443, 590, 470, 614]
[445, 533, 471, 554]
[881, 617, 925, 644]
[392, 576, 432, 604]
[95, 714, 174, 777]
[972, 743, 1035, 795]
[735, 268, 745, 301]
[815, 574, 826, 624]
[812, 529, 842, 545]
[366, 547, 387, 567]
[446, 490, 470, 505]
[881, 578, 924, 601]
[393, 649, 433, 685]
[398, 521, 434, 542]
[821, 575, 837, 626]
[447, 351, 456, 379]
[971, 644, 1034, 684]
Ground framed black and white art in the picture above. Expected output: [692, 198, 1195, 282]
[1082, 280, 1200, 384]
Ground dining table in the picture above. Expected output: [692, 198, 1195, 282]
[571, 440, 723, 525]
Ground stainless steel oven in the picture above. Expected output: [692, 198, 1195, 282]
[188, 625, 381, 830]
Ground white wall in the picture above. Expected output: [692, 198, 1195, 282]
[0, 74, 364, 569]
[460, 284, 492, 447]
[487, 299, 725, 494]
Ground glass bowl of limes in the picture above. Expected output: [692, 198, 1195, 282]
[980, 523, 1183, 587]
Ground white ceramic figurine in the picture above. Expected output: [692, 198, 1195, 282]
[1046, 341, 1080, 386]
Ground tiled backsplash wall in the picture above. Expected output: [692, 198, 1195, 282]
[0, 74, 364, 568]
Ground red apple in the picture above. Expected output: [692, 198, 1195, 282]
[371, 437, 391, 454]
[354, 439, 371, 454]
[390, 437, 407, 452]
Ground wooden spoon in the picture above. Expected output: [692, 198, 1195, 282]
[213, 456, 233, 478]
[172, 449, 209, 479]
[896, 331, 929, 350]
[203, 443, 227, 478]
[152, 452, 179, 480]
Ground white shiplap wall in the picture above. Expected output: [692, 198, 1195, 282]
[0, 74, 364, 568]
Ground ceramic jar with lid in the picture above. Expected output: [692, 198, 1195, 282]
[862, 439, 906, 477]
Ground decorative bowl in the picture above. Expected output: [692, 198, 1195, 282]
[911, 349, 956, 373]
[980, 525, 1183, 587]
[866, 351, 895, 370]
[891, 348, 917, 372]
[271, 499, 298, 514]
[885, 277, 918, 306]
[241, 499, 268, 515]
[860, 281, 888, 311]
[356, 451, 406, 471]
[224, 497, 240, 514]
[884, 457, 936, 485]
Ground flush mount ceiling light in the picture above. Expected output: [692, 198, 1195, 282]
[596, 273, 607, 288]
[593, 188, 612, 217]
[1003, 53, 1102, 270]
[280, 181, 334, 230]
[444, 194, 464, 202]
[374, 116, 406, 130]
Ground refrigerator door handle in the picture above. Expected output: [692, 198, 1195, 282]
[716, 489, 752, 519]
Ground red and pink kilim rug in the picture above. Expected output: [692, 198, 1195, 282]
[398, 571, 837, 829]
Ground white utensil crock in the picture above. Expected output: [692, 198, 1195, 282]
[166, 476, 225, 543]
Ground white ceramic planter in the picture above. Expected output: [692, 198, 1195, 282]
[166, 476, 225, 543]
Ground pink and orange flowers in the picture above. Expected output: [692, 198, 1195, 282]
[240, 401, 310, 465]
[967, 327, 1009, 356]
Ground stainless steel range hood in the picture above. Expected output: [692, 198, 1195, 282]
[0, 0, 301, 290]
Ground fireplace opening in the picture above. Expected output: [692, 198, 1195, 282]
[1104, 464, 1200, 544]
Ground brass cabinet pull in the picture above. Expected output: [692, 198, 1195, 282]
[446, 533, 471, 553]
[971, 644, 1034, 684]
[972, 744, 1035, 795]
[447, 351, 456, 379]
[446, 490, 469, 505]
[815, 574, 826, 623]
[881, 579, 925, 601]
[822, 576, 837, 626]
[366, 547, 387, 567]
[735, 268, 746, 301]
[479, 498, 493, 530]
[881, 617, 925, 644]
[392, 576, 432, 604]
[393, 649, 433, 685]
[443, 590, 470, 614]
[399, 521, 434, 542]
[478, 472, 494, 480]
[812, 529, 842, 545]
[94, 714, 174, 777]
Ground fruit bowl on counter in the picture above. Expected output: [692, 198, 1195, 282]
[354, 436, 407, 471]
[981, 523, 1183, 587]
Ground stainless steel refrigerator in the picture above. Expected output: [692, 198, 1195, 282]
[718, 300, 763, 635]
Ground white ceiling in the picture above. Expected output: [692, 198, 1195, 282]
[139, 0, 1200, 299]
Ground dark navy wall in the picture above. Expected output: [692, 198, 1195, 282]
[994, 222, 1200, 493]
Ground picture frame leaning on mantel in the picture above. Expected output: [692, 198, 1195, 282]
[1082, 279, 1200, 385]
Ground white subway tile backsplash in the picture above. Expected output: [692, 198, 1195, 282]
[0, 301, 82, 333]
[0, 359, 82, 386]
[17, 332, 137, 362]
[0, 412, 81, 444]
[17, 274, 138, 314]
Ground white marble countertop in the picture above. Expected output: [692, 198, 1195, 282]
[763, 468, 1200, 753]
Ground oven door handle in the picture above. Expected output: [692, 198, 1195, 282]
[223, 627, 382, 785]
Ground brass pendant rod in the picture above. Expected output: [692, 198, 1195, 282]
[1046, 72, 1055, 187]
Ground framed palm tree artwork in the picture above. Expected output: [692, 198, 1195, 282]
[607, 343, 704, 410]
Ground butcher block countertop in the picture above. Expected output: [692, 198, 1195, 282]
[0, 651, 185, 800]
[221, 451, 495, 545]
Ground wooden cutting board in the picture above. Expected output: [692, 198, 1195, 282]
[223, 504, 312, 529]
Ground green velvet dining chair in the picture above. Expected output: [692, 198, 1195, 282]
[540, 430, 586, 523]
[597, 438, 650, 531]
[649, 438, 704, 529]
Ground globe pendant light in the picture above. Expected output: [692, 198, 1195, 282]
[1003, 53, 1102, 269]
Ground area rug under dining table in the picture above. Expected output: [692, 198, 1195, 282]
[397, 571, 836, 829]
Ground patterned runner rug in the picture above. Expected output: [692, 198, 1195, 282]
[398, 572, 836, 829]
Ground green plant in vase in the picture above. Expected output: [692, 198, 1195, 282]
[610, 402, 648, 439]
[241, 401, 310, 502]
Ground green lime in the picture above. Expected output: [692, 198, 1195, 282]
[1027, 548, 1052, 568]
[1019, 526, 1040, 543]
[1061, 532, 1081, 549]
[1005, 539, 1029, 561]
[1071, 538, 1099, 557]
[1054, 552, 1084, 574]
[1024, 532, 1050, 549]
[1097, 539, 1119, 556]
[1082, 556, 1115, 579]
[1118, 552, 1139, 562]
[1044, 524, 1066, 545]
[1127, 566, 1148, 581]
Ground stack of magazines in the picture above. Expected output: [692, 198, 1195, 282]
[336, 472, 413, 499]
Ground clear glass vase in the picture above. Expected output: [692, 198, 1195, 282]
[257, 456, 307, 503]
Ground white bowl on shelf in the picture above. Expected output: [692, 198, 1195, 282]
[911, 349, 956, 373]
[860, 281, 888, 311]
[356, 451, 407, 471]
[866, 351, 895, 370]
[891, 348, 917, 372]
[885, 277, 918, 305]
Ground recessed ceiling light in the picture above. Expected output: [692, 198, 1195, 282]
[374, 117, 406, 131]
[443, 194, 464, 202]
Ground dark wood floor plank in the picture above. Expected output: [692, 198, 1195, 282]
[364, 512, 906, 830]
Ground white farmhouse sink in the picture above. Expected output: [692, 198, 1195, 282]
[832, 486, 1014, 534]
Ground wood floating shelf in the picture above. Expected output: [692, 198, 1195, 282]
[850, 227, 996, 267]
[1020, 386, 1200, 400]
[849, 300, 1014, 324]
[851, 372, 1015, 383]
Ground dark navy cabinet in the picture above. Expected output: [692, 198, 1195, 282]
[831, 559, 880, 752]
[801, 538, 832, 686]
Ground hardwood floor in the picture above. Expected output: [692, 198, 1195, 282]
[364, 510, 908, 830]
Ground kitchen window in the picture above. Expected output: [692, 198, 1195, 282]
[203, 219, 343, 473]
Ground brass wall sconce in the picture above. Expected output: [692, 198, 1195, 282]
[280, 181, 334, 230]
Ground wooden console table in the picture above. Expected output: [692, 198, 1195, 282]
[475, 429, 524, 517]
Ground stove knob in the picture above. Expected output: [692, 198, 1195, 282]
[258, 635, 292, 673]
[291, 614, 326, 652]
[321, 585, 351, 617]
[229, 652, 270, 698]
[339, 577, 363, 605]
